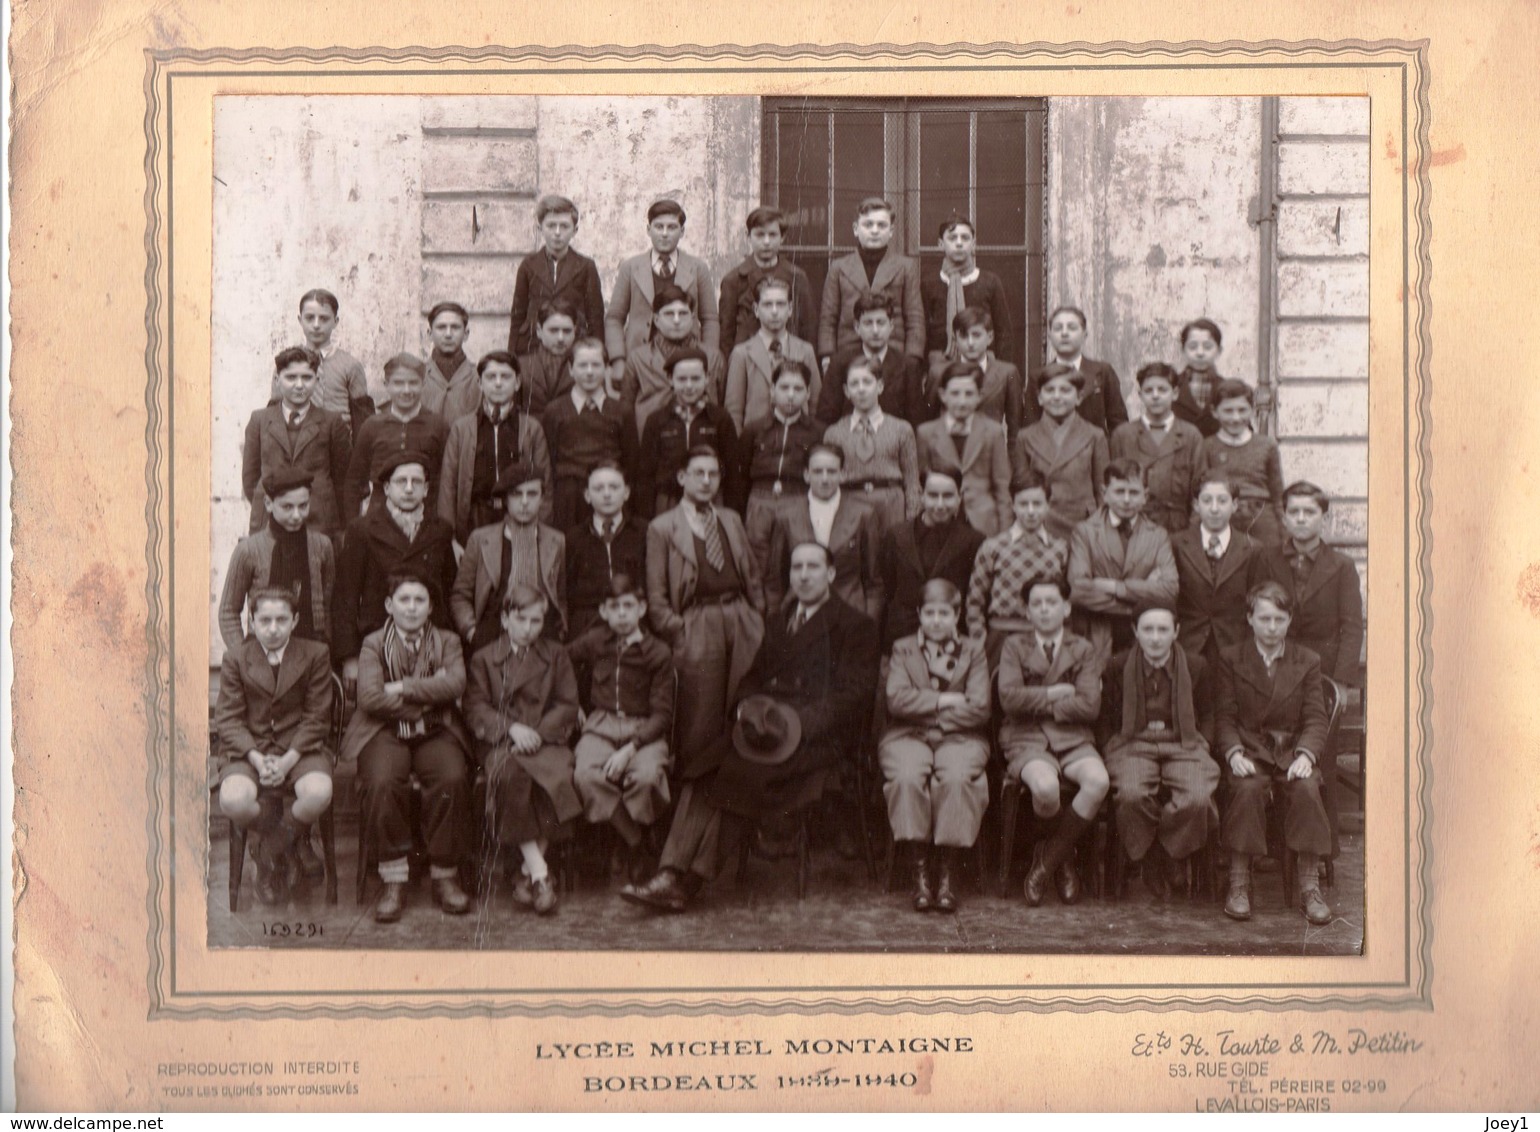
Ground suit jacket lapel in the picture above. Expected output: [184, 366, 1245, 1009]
[668, 507, 699, 575]
[1271, 643, 1308, 708]
[289, 413, 322, 461]
[1215, 531, 1252, 588]
[268, 413, 297, 462]
[748, 336, 775, 388]
[1041, 637, 1070, 683]
[272, 644, 305, 700]
[720, 510, 755, 578]
[897, 640, 932, 692]
[959, 425, 986, 472]
[870, 250, 901, 292]
[673, 254, 698, 295]
[636, 258, 655, 306]
[1033, 417, 1093, 473]
[1234, 642, 1278, 704]
[245, 639, 277, 696]
[478, 527, 502, 586]
[1298, 548, 1336, 606]
[839, 255, 866, 294]
[537, 527, 562, 603]
[828, 499, 861, 553]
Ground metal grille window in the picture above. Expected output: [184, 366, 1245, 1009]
[761, 98, 1047, 371]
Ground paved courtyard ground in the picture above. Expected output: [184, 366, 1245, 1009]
[207, 816, 1364, 957]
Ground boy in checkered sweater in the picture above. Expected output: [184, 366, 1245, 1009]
[966, 469, 1069, 670]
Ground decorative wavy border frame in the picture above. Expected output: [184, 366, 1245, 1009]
[142, 38, 1433, 1020]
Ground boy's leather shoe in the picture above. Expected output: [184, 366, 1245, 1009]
[621, 869, 690, 913]
[933, 849, 958, 913]
[432, 877, 472, 915]
[1224, 880, 1253, 921]
[1022, 845, 1051, 908]
[294, 831, 324, 880]
[910, 847, 934, 913]
[531, 876, 558, 915]
[1301, 887, 1332, 926]
[1055, 859, 1081, 905]
[373, 882, 405, 923]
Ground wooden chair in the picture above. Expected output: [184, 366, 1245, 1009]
[735, 769, 824, 900]
[225, 670, 344, 912]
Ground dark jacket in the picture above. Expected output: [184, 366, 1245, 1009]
[1253, 542, 1365, 686]
[1100, 647, 1215, 752]
[242, 404, 353, 538]
[1214, 640, 1330, 769]
[818, 345, 925, 427]
[718, 256, 819, 351]
[215, 636, 334, 760]
[879, 515, 985, 648]
[332, 507, 457, 662]
[508, 248, 607, 357]
[1172, 527, 1264, 663]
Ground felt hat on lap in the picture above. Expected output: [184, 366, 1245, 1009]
[731, 696, 802, 766]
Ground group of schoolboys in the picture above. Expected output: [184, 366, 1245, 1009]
[217, 191, 1364, 932]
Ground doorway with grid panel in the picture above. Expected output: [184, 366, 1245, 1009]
[760, 98, 1047, 373]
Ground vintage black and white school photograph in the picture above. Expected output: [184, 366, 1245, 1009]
[206, 92, 1368, 954]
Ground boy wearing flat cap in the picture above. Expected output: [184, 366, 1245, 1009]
[219, 467, 336, 652]
[342, 352, 449, 519]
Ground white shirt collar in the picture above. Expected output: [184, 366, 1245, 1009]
[1142, 413, 1174, 431]
[1009, 524, 1049, 545]
[1217, 426, 1255, 446]
[282, 402, 311, 424]
[620, 628, 645, 647]
[317, 341, 336, 360]
[682, 500, 714, 538]
[1035, 629, 1065, 652]
[947, 414, 972, 435]
[593, 513, 624, 536]
[1057, 352, 1083, 371]
[758, 329, 786, 351]
[1256, 639, 1286, 668]
[264, 643, 288, 666]
[1201, 526, 1233, 555]
[388, 402, 422, 422]
[773, 408, 802, 426]
[855, 407, 885, 432]
[651, 250, 676, 273]
[571, 387, 606, 412]
[863, 345, 888, 365]
[795, 595, 830, 623]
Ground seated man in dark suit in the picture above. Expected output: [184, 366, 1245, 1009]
[1101, 603, 1218, 899]
[621, 540, 880, 912]
[1215, 581, 1333, 925]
